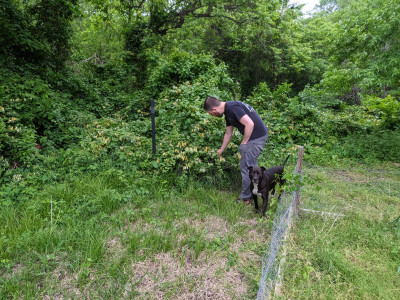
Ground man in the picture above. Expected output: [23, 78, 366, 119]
[203, 96, 268, 204]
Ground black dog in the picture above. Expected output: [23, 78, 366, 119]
[248, 155, 290, 216]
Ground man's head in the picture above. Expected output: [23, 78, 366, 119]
[203, 96, 225, 117]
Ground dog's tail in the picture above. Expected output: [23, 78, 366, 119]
[281, 155, 290, 168]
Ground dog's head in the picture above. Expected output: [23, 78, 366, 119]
[248, 166, 266, 185]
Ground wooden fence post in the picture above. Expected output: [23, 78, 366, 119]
[151, 99, 156, 156]
[294, 146, 304, 217]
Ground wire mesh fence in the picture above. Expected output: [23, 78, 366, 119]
[257, 147, 303, 299]
[256, 190, 297, 299]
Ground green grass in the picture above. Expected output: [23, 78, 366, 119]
[1, 160, 399, 299]
[279, 162, 400, 299]
[0, 171, 272, 299]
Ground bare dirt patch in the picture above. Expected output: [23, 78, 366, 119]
[122, 214, 268, 299]
[106, 237, 125, 258]
[176, 215, 231, 240]
[127, 251, 247, 299]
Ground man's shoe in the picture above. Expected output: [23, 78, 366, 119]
[236, 197, 251, 205]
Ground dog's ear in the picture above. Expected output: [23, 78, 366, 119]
[248, 166, 253, 173]
[261, 166, 266, 172]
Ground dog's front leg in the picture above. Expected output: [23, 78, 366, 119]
[252, 194, 259, 211]
[261, 195, 269, 216]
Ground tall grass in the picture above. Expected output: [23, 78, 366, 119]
[279, 163, 400, 299]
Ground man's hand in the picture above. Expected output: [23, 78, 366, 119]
[217, 126, 233, 158]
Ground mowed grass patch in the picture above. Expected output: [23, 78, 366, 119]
[0, 174, 272, 299]
[279, 162, 400, 299]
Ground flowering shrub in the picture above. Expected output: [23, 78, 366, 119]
[0, 99, 37, 166]
[75, 117, 152, 169]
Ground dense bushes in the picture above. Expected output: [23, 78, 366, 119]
[1, 49, 400, 205]
[248, 83, 329, 148]
[135, 52, 240, 174]
[0, 72, 54, 166]
[339, 130, 400, 162]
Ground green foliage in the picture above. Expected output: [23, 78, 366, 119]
[0, 72, 47, 165]
[1, 72, 58, 127]
[28, 0, 79, 68]
[145, 52, 239, 174]
[337, 129, 400, 163]
[298, 85, 342, 110]
[185, 0, 313, 95]
[0, 0, 41, 67]
[0, 70, 76, 165]
[70, 0, 128, 79]
[1, 1, 400, 297]
[248, 82, 329, 149]
[124, 20, 152, 85]
[0, 121, 37, 167]
[146, 51, 234, 97]
[0, 0, 78, 70]
[363, 95, 400, 130]
[71, 116, 152, 171]
[318, 0, 400, 97]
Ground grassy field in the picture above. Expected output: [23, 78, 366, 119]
[1, 160, 399, 299]
[279, 162, 400, 300]
[0, 171, 273, 299]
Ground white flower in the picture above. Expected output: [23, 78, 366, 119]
[13, 174, 22, 182]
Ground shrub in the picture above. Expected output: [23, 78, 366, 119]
[247, 82, 329, 150]
[298, 85, 342, 110]
[116, 52, 242, 175]
[340, 129, 400, 162]
[154, 79, 237, 175]
[363, 95, 400, 130]
[0, 97, 38, 166]
[145, 51, 237, 98]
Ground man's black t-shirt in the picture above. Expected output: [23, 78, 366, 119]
[224, 101, 268, 140]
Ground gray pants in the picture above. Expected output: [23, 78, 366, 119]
[239, 134, 268, 200]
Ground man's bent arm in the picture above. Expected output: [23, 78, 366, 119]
[218, 126, 233, 156]
[239, 115, 254, 144]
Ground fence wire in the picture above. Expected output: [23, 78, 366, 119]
[256, 189, 298, 300]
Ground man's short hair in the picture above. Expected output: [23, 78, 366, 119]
[203, 96, 222, 111]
